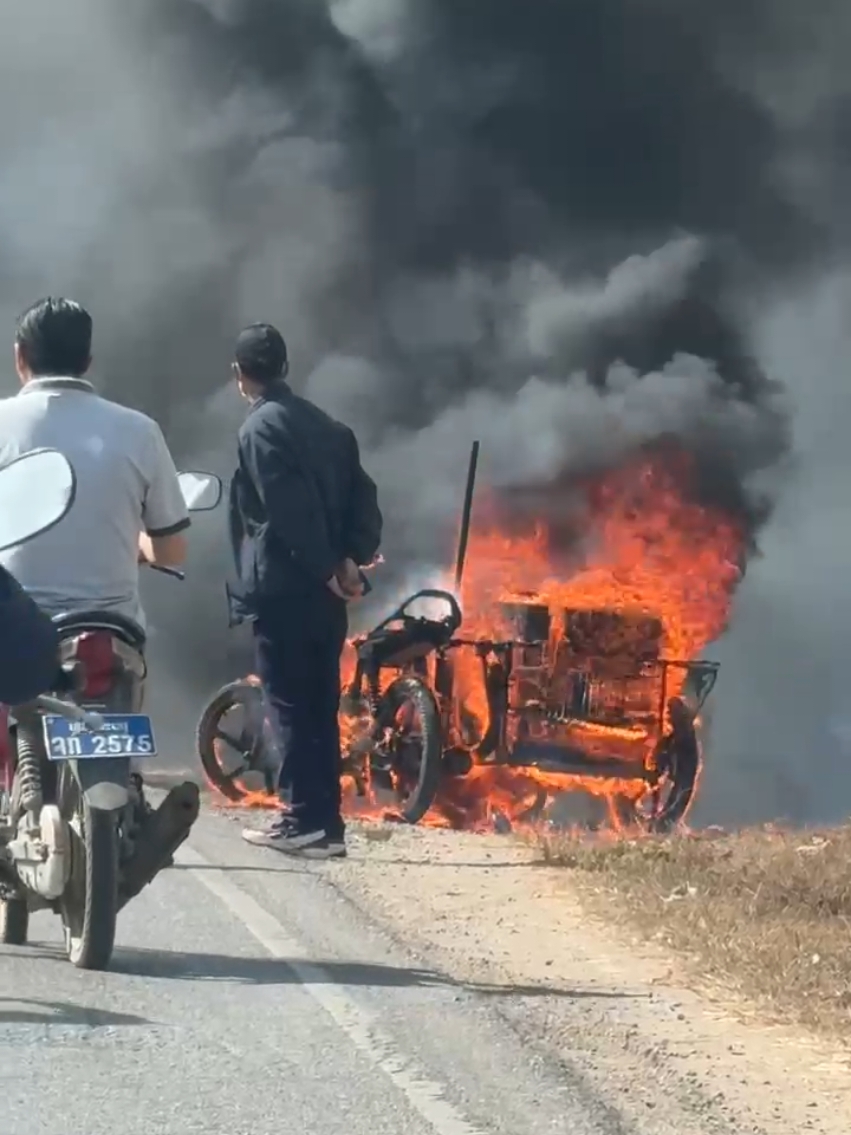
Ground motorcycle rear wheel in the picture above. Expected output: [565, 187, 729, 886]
[0, 896, 28, 944]
[59, 767, 119, 971]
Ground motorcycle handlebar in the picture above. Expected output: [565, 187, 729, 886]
[373, 588, 463, 635]
[147, 563, 186, 581]
[34, 695, 104, 732]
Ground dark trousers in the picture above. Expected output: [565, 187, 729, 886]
[252, 592, 348, 837]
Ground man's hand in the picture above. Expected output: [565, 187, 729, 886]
[326, 575, 348, 600]
[139, 528, 187, 569]
[326, 557, 365, 602]
[337, 558, 364, 596]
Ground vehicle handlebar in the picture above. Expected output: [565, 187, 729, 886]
[371, 588, 463, 636]
[147, 563, 185, 581]
[33, 694, 104, 732]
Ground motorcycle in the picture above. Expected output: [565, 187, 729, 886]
[0, 455, 223, 970]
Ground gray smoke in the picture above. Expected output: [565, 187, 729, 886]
[693, 273, 851, 827]
[0, 0, 849, 815]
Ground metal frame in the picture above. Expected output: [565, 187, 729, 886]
[345, 616, 718, 788]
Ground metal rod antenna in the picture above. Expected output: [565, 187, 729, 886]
[453, 440, 480, 591]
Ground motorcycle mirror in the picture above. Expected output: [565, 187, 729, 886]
[177, 471, 223, 512]
[0, 448, 76, 552]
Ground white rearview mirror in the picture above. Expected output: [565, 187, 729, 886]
[177, 471, 223, 512]
[0, 449, 76, 552]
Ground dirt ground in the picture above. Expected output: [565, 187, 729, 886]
[314, 820, 851, 1135]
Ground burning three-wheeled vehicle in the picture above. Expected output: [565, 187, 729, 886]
[198, 442, 721, 833]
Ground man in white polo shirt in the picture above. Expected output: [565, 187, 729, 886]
[0, 297, 189, 629]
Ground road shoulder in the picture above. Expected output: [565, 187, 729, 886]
[315, 821, 851, 1135]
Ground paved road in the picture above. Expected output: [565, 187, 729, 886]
[1, 807, 632, 1135]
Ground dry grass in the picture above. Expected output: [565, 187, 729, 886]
[533, 824, 851, 1037]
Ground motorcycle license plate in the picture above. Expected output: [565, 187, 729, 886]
[42, 714, 158, 760]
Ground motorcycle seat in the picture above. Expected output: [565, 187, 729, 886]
[51, 610, 147, 651]
[356, 618, 451, 670]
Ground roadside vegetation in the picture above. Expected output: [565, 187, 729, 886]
[533, 823, 851, 1037]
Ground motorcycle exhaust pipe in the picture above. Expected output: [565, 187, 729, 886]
[117, 781, 200, 912]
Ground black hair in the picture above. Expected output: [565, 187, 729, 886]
[15, 297, 93, 378]
[234, 322, 289, 384]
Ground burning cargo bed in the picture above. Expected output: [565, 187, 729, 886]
[429, 597, 719, 829]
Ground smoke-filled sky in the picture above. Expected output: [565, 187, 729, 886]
[1, 0, 851, 819]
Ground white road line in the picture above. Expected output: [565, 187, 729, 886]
[177, 844, 486, 1135]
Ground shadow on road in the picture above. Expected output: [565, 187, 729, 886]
[356, 859, 534, 869]
[169, 858, 534, 872]
[0, 996, 149, 1027]
[112, 948, 636, 1001]
[169, 862, 307, 876]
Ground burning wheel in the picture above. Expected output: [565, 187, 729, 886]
[196, 681, 278, 802]
[368, 676, 443, 823]
[614, 697, 701, 833]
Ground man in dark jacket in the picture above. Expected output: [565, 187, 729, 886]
[228, 323, 382, 858]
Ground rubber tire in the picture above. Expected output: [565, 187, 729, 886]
[64, 796, 119, 971]
[651, 749, 700, 832]
[195, 681, 269, 802]
[0, 897, 28, 945]
[375, 676, 442, 825]
[616, 698, 701, 834]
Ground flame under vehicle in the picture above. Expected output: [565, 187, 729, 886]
[198, 442, 722, 832]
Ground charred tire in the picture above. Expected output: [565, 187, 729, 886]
[375, 676, 442, 824]
[0, 897, 28, 945]
[618, 696, 701, 834]
[196, 681, 274, 802]
[651, 697, 701, 833]
[60, 767, 119, 971]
